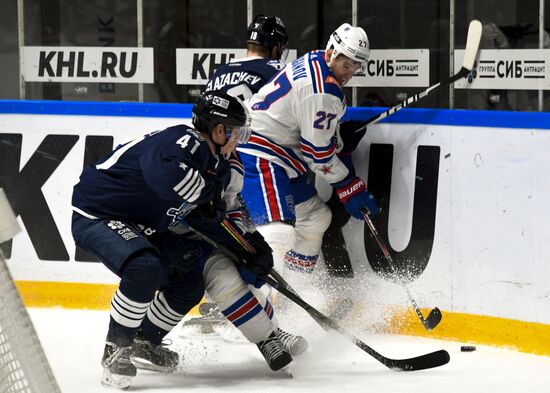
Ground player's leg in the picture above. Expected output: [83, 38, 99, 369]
[289, 190, 353, 318]
[133, 263, 204, 372]
[203, 249, 306, 370]
[284, 193, 332, 275]
[239, 153, 296, 270]
[71, 213, 164, 389]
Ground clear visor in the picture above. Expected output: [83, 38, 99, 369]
[225, 117, 252, 145]
[355, 60, 367, 75]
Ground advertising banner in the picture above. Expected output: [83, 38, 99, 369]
[454, 49, 550, 90]
[176, 48, 297, 85]
[21, 46, 154, 83]
[347, 49, 430, 87]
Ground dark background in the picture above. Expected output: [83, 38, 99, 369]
[1, 0, 548, 110]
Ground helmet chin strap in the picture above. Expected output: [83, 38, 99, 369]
[325, 50, 345, 86]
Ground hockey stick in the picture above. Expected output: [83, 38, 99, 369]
[353, 19, 482, 134]
[361, 209, 442, 330]
[191, 219, 450, 371]
[264, 270, 449, 371]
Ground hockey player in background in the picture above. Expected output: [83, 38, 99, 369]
[206, 14, 289, 101]
[71, 91, 303, 389]
[237, 24, 379, 290]
[183, 14, 309, 344]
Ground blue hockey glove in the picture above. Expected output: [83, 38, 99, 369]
[335, 176, 379, 220]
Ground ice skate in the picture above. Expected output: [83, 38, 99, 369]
[101, 342, 136, 389]
[257, 331, 293, 371]
[275, 328, 308, 356]
[130, 333, 179, 372]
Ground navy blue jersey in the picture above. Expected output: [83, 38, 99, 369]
[205, 57, 284, 101]
[72, 125, 231, 234]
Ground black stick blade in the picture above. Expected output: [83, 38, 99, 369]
[387, 350, 450, 371]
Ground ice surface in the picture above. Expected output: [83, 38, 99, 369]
[29, 307, 550, 393]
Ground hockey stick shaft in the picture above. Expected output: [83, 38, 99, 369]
[361, 209, 441, 330]
[192, 219, 449, 371]
[263, 274, 448, 371]
[353, 19, 482, 133]
[353, 70, 467, 133]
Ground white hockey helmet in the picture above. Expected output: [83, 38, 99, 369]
[325, 23, 370, 72]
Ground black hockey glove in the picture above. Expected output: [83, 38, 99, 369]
[246, 230, 272, 255]
[195, 180, 226, 224]
[237, 231, 273, 288]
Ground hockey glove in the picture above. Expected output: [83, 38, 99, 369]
[195, 180, 226, 224]
[237, 231, 274, 288]
[245, 231, 272, 255]
[195, 201, 226, 224]
[334, 176, 379, 220]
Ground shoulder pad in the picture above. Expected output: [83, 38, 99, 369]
[267, 60, 286, 70]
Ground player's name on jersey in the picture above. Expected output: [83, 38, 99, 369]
[454, 49, 550, 90]
[207, 72, 263, 91]
[347, 49, 430, 88]
[176, 48, 298, 85]
[21, 47, 154, 83]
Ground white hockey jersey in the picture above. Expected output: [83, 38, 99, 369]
[237, 50, 350, 185]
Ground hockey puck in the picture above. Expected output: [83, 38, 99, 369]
[460, 345, 476, 352]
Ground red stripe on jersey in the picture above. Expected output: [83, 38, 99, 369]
[313, 61, 324, 93]
[300, 142, 335, 159]
[228, 211, 243, 220]
[249, 135, 308, 173]
[259, 158, 281, 222]
[229, 158, 244, 172]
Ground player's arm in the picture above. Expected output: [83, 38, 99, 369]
[140, 129, 220, 207]
[296, 93, 350, 184]
[298, 95, 379, 220]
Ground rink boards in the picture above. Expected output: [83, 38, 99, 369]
[0, 100, 549, 356]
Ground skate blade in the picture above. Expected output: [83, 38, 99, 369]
[279, 366, 293, 378]
[130, 357, 176, 373]
[101, 369, 132, 390]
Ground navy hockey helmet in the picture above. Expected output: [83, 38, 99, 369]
[192, 91, 251, 144]
[247, 15, 289, 60]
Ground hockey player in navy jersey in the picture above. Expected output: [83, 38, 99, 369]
[71, 91, 302, 389]
[237, 24, 379, 287]
[205, 14, 289, 101]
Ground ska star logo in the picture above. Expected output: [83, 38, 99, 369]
[107, 220, 125, 230]
[321, 165, 333, 175]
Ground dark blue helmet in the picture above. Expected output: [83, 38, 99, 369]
[247, 15, 289, 60]
[192, 90, 251, 144]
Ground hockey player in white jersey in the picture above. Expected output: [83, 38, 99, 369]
[183, 15, 308, 357]
[237, 24, 379, 285]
